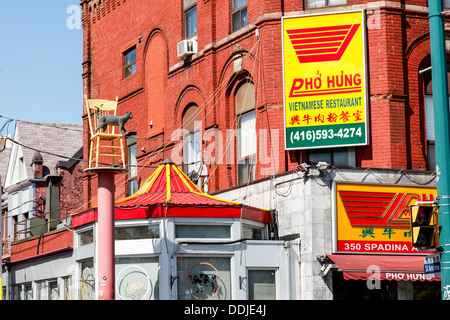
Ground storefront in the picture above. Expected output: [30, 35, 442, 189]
[326, 183, 441, 299]
[71, 160, 298, 300]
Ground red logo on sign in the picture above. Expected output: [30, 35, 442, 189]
[338, 191, 434, 227]
[286, 24, 360, 63]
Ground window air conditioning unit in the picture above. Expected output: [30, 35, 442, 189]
[177, 39, 197, 57]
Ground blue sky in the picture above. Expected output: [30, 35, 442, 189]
[0, 1, 83, 135]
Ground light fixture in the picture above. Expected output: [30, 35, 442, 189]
[297, 163, 310, 173]
[316, 161, 330, 170]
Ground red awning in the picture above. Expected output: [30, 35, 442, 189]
[327, 254, 440, 282]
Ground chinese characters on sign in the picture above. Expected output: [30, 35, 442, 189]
[336, 184, 437, 254]
[282, 11, 369, 150]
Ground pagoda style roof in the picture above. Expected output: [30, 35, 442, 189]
[72, 159, 271, 227]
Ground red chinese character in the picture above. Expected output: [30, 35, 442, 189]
[290, 115, 301, 125]
[303, 114, 312, 125]
[315, 113, 325, 124]
[339, 111, 350, 123]
[327, 112, 338, 123]
[353, 110, 363, 121]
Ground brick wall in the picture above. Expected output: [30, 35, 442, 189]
[10, 229, 73, 263]
[81, 0, 439, 206]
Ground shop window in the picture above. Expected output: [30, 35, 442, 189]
[176, 257, 231, 300]
[308, 147, 356, 167]
[232, 0, 247, 33]
[80, 260, 95, 300]
[24, 283, 33, 300]
[115, 257, 160, 300]
[127, 135, 138, 196]
[305, 0, 346, 9]
[13, 284, 22, 300]
[63, 276, 73, 300]
[48, 280, 59, 300]
[124, 46, 137, 79]
[78, 228, 93, 246]
[445, 0, 450, 9]
[235, 81, 256, 185]
[36, 281, 46, 300]
[184, 0, 197, 38]
[115, 224, 160, 240]
[175, 224, 231, 239]
[182, 104, 202, 182]
[248, 269, 276, 300]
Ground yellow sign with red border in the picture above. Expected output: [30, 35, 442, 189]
[336, 183, 437, 254]
[282, 11, 368, 150]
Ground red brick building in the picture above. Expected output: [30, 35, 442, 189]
[81, 0, 444, 209]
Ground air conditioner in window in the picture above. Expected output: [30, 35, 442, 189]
[177, 39, 197, 57]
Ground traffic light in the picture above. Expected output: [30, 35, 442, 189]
[410, 204, 439, 249]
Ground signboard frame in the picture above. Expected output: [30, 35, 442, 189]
[332, 182, 437, 255]
[281, 10, 370, 150]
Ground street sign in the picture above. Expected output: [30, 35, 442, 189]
[424, 253, 441, 276]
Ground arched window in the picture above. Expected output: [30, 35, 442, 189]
[423, 64, 450, 170]
[182, 104, 202, 181]
[235, 80, 256, 185]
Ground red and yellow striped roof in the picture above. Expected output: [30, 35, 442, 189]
[71, 159, 271, 228]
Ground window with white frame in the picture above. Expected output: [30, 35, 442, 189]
[305, 0, 346, 9]
[63, 276, 73, 300]
[175, 224, 231, 239]
[236, 81, 256, 185]
[123, 46, 137, 78]
[115, 256, 160, 300]
[248, 269, 276, 299]
[184, 0, 197, 38]
[115, 224, 160, 240]
[127, 135, 138, 196]
[80, 260, 95, 300]
[177, 256, 231, 300]
[78, 228, 94, 246]
[182, 104, 202, 182]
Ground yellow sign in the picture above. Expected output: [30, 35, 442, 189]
[336, 183, 437, 254]
[282, 11, 368, 150]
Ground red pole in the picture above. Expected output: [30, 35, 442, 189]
[96, 169, 117, 300]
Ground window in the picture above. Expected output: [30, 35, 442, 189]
[423, 66, 450, 170]
[308, 147, 356, 167]
[80, 260, 95, 300]
[175, 224, 231, 238]
[232, 0, 247, 32]
[235, 81, 256, 185]
[248, 270, 276, 299]
[48, 280, 59, 300]
[127, 135, 138, 196]
[115, 257, 159, 300]
[24, 283, 33, 300]
[115, 225, 160, 240]
[182, 104, 202, 182]
[305, 0, 346, 9]
[79, 229, 94, 246]
[242, 224, 266, 240]
[177, 257, 231, 300]
[184, 0, 197, 38]
[63, 276, 73, 300]
[445, 0, 450, 8]
[124, 46, 137, 78]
